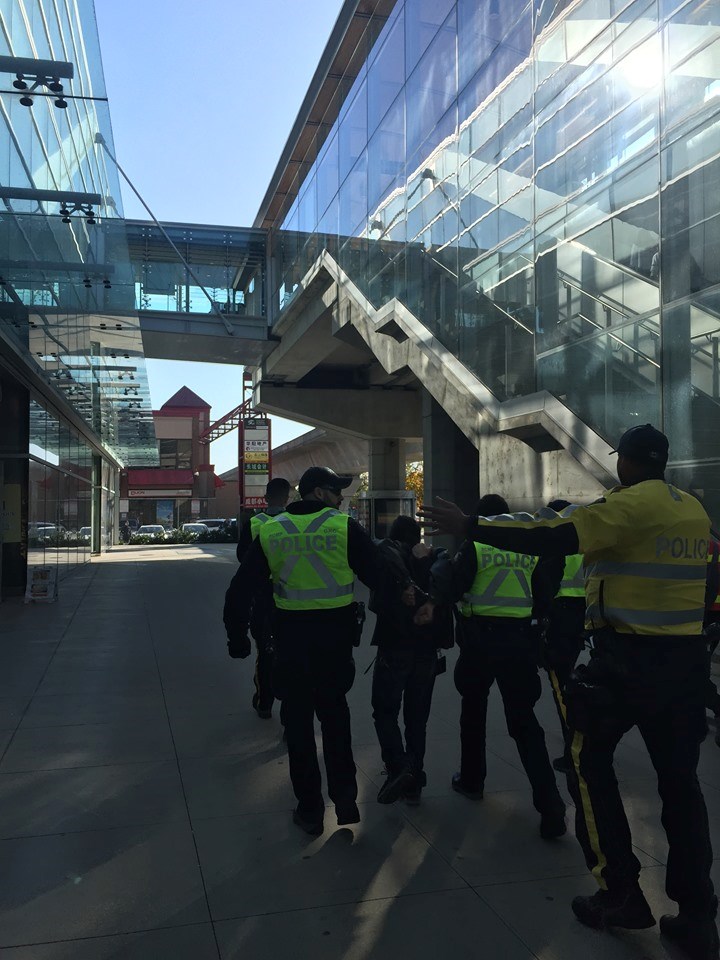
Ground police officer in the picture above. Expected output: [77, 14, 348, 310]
[421, 493, 567, 839]
[418, 424, 717, 960]
[236, 477, 291, 562]
[232, 478, 291, 720]
[224, 466, 386, 837]
[543, 498, 586, 773]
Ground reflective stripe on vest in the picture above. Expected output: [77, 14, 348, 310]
[583, 482, 709, 636]
[250, 513, 272, 541]
[557, 554, 585, 598]
[460, 544, 537, 619]
[258, 509, 354, 610]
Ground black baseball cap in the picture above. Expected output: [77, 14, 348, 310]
[612, 423, 669, 466]
[298, 466, 353, 497]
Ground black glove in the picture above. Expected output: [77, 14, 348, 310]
[227, 631, 251, 659]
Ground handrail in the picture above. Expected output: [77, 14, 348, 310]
[199, 397, 258, 444]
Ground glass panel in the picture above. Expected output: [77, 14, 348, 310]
[367, 10, 405, 136]
[405, 11, 457, 161]
[298, 176, 317, 235]
[339, 152, 368, 238]
[316, 133, 339, 221]
[339, 82, 368, 183]
[538, 323, 661, 439]
[406, 0, 456, 75]
[458, 0, 531, 92]
[368, 91, 406, 210]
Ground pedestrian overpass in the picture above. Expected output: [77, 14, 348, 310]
[125, 219, 273, 366]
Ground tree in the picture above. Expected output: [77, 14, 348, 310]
[405, 461, 423, 510]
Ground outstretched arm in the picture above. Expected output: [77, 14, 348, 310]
[418, 499, 580, 556]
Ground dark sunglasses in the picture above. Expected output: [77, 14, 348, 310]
[321, 486, 343, 496]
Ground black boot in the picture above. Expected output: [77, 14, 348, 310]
[336, 800, 360, 825]
[377, 762, 414, 805]
[451, 772, 484, 800]
[660, 914, 720, 960]
[572, 886, 655, 930]
[292, 807, 324, 836]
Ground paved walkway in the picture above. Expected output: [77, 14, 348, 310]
[0, 544, 718, 959]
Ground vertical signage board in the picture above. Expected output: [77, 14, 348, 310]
[238, 416, 271, 509]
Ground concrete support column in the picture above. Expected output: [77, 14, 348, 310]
[422, 390, 479, 550]
[368, 438, 406, 490]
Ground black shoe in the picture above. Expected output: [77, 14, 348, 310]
[572, 887, 656, 930]
[377, 763, 414, 805]
[660, 914, 719, 960]
[336, 801, 360, 825]
[451, 772, 483, 800]
[256, 707, 272, 719]
[553, 755, 571, 773]
[292, 808, 323, 836]
[252, 693, 272, 720]
[540, 808, 567, 839]
[402, 770, 425, 805]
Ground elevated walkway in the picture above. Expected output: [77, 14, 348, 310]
[124, 220, 275, 365]
[0, 548, 717, 957]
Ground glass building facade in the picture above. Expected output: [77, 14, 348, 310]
[270, 0, 720, 516]
[0, 0, 158, 467]
[0, 0, 154, 593]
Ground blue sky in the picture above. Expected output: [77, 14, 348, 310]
[94, 0, 345, 473]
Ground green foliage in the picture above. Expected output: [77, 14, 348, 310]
[128, 528, 237, 546]
[405, 461, 423, 509]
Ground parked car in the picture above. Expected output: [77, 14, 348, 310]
[29, 523, 67, 544]
[135, 525, 166, 540]
[181, 522, 209, 538]
[78, 526, 92, 543]
[199, 518, 227, 530]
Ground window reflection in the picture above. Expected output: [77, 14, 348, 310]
[27, 397, 105, 577]
[272, 0, 720, 506]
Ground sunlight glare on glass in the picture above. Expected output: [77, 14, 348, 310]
[621, 38, 664, 90]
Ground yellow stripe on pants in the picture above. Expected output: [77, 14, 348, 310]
[571, 730, 608, 890]
[549, 668, 567, 723]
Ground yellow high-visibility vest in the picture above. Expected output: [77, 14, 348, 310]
[460, 544, 537, 619]
[259, 508, 354, 611]
[557, 554, 585, 598]
[578, 482, 709, 635]
[250, 512, 272, 540]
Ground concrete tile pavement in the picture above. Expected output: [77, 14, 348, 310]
[0, 543, 717, 958]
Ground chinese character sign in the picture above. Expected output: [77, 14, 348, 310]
[238, 417, 271, 509]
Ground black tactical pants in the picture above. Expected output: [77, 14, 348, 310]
[273, 616, 357, 820]
[567, 635, 716, 918]
[454, 619, 564, 815]
[371, 646, 437, 778]
[251, 617, 276, 713]
[545, 598, 586, 756]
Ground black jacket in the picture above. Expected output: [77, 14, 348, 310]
[370, 539, 454, 651]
